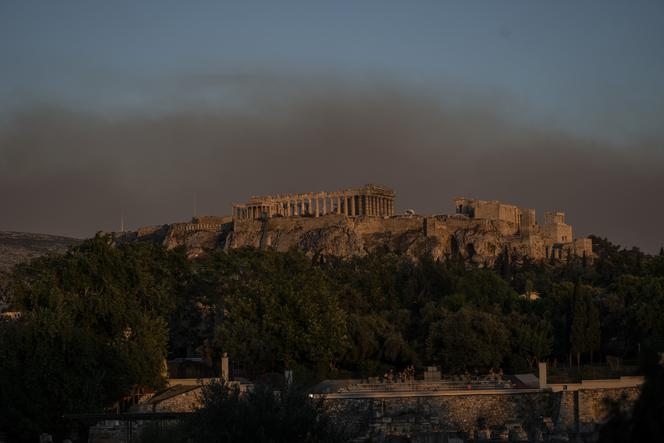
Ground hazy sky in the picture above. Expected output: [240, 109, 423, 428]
[1, 1, 663, 252]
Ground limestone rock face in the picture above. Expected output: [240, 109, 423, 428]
[164, 229, 220, 258]
[111, 209, 584, 265]
[119, 214, 558, 266]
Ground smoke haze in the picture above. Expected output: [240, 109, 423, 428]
[1, 78, 662, 252]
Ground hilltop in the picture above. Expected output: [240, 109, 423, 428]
[112, 186, 593, 265]
[0, 231, 81, 274]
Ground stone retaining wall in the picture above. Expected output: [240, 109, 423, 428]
[326, 387, 641, 441]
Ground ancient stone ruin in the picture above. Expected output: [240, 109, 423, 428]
[452, 197, 592, 260]
[232, 184, 396, 219]
[114, 184, 593, 264]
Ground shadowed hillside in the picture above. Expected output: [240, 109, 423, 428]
[0, 231, 81, 274]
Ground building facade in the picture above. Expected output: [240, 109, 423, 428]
[454, 197, 536, 230]
[232, 184, 395, 220]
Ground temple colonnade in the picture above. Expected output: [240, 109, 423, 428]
[233, 187, 395, 220]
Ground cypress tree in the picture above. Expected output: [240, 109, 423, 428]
[570, 282, 588, 368]
[587, 297, 601, 365]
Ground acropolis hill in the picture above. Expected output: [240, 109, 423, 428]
[114, 184, 593, 264]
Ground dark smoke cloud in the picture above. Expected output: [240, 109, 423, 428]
[1, 78, 663, 252]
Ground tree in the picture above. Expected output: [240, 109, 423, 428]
[587, 296, 601, 364]
[189, 381, 346, 443]
[455, 269, 519, 312]
[427, 308, 510, 372]
[598, 355, 664, 443]
[570, 283, 601, 367]
[214, 250, 347, 377]
[513, 316, 553, 368]
[570, 283, 589, 367]
[0, 236, 177, 441]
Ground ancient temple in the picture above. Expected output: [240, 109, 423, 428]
[232, 184, 395, 220]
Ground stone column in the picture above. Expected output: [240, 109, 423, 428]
[342, 192, 348, 216]
[336, 194, 341, 214]
[299, 197, 305, 216]
[315, 194, 320, 217]
[308, 194, 313, 216]
[350, 193, 356, 216]
[322, 193, 327, 215]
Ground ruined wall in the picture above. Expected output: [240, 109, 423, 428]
[153, 388, 202, 413]
[553, 387, 641, 433]
[574, 238, 593, 257]
[454, 198, 522, 226]
[542, 222, 573, 244]
[327, 387, 640, 441]
[328, 392, 551, 440]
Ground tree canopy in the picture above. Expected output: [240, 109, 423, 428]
[2, 234, 664, 441]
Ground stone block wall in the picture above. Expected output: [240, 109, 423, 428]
[327, 387, 641, 441]
[327, 392, 554, 440]
[153, 387, 202, 412]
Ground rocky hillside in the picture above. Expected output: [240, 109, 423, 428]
[114, 213, 583, 266]
[0, 231, 81, 274]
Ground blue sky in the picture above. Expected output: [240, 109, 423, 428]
[2, 0, 663, 142]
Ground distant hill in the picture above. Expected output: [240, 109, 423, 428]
[0, 231, 81, 274]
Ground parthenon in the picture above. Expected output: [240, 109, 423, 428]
[232, 184, 395, 220]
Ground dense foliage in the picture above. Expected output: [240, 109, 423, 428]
[140, 381, 346, 443]
[1, 233, 663, 441]
[0, 236, 188, 441]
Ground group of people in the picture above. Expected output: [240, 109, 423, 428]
[382, 365, 416, 383]
[377, 366, 506, 385]
[459, 367, 505, 382]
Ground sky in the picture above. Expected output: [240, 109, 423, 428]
[1, 1, 663, 252]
